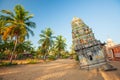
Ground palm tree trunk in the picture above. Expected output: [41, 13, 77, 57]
[10, 38, 18, 64]
[43, 54, 46, 60]
[43, 52, 47, 61]
[57, 49, 61, 58]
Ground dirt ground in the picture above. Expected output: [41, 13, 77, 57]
[0, 59, 120, 80]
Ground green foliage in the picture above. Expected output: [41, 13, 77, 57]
[48, 55, 56, 60]
[69, 44, 78, 60]
[0, 62, 17, 67]
[0, 40, 35, 60]
[0, 41, 14, 53]
[75, 55, 79, 61]
[38, 28, 55, 60]
[1, 4, 36, 41]
[17, 54, 24, 59]
[0, 4, 36, 63]
[61, 55, 69, 59]
[54, 35, 67, 58]
[0, 52, 4, 59]
[0, 53, 9, 62]
[16, 41, 35, 55]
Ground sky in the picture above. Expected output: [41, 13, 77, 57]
[0, 0, 120, 50]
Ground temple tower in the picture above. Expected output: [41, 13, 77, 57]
[71, 17, 106, 69]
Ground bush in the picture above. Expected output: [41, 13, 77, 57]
[17, 54, 24, 60]
[0, 52, 6, 60]
[62, 55, 69, 59]
[48, 55, 56, 60]
[75, 55, 79, 61]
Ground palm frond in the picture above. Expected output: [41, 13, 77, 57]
[1, 10, 14, 18]
[41, 30, 45, 34]
[25, 14, 34, 20]
[39, 34, 46, 38]
[26, 32, 30, 39]
[25, 21, 36, 28]
[38, 39, 45, 44]
[26, 27, 34, 36]
[0, 15, 14, 21]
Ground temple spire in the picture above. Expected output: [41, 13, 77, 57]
[71, 17, 106, 69]
[71, 17, 84, 27]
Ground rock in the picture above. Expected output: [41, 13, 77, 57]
[101, 63, 117, 71]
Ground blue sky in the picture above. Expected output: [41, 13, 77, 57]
[0, 0, 120, 50]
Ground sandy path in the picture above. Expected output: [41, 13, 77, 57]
[100, 61, 120, 80]
[0, 59, 119, 80]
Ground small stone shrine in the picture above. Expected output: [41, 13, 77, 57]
[71, 17, 107, 69]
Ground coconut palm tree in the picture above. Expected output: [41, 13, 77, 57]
[38, 28, 55, 60]
[0, 16, 6, 43]
[15, 40, 35, 59]
[0, 4, 36, 63]
[16, 41, 33, 54]
[55, 35, 67, 58]
[69, 44, 77, 59]
[0, 17, 8, 59]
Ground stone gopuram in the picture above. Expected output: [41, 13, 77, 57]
[71, 17, 106, 69]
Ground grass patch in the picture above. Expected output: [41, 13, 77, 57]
[27, 59, 38, 64]
[0, 62, 17, 67]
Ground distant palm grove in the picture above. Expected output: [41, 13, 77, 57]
[0, 5, 77, 65]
